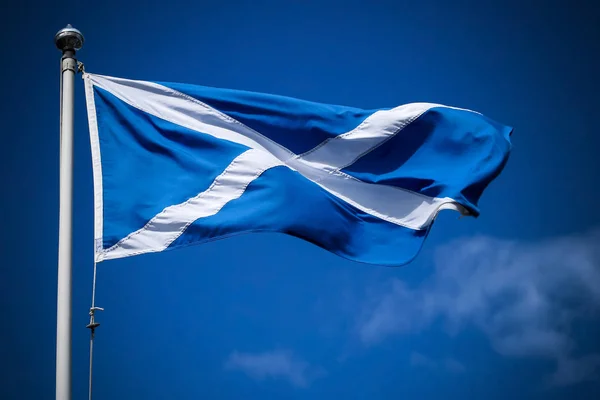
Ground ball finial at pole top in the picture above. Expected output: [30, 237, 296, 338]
[54, 24, 84, 52]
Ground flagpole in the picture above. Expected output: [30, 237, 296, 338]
[54, 24, 84, 400]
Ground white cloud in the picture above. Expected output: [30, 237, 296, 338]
[358, 228, 600, 386]
[224, 350, 324, 388]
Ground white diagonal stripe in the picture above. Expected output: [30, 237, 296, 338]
[86, 74, 467, 261]
[296, 104, 433, 172]
[102, 149, 284, 260]
[88, 74, 295, 162]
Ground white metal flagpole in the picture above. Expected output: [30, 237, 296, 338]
[54, 24, 84, 400]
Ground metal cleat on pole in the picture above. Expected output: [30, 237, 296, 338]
[86, 307, 104, 337]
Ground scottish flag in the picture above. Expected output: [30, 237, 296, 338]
[83, 73, 512, 266]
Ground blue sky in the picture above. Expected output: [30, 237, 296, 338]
[2, 0, 600, 399]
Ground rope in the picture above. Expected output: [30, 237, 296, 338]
[88, 326, 94, 400]
[87, 261, 103, 400]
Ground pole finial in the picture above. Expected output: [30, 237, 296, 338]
[54, 24, 84, 53]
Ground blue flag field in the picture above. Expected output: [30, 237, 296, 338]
[84, 73, 512, 266]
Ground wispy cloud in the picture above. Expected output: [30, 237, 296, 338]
[358, 228, 600, 386]
[224, 350, 324, 388]
[410, 352, 466, 374]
